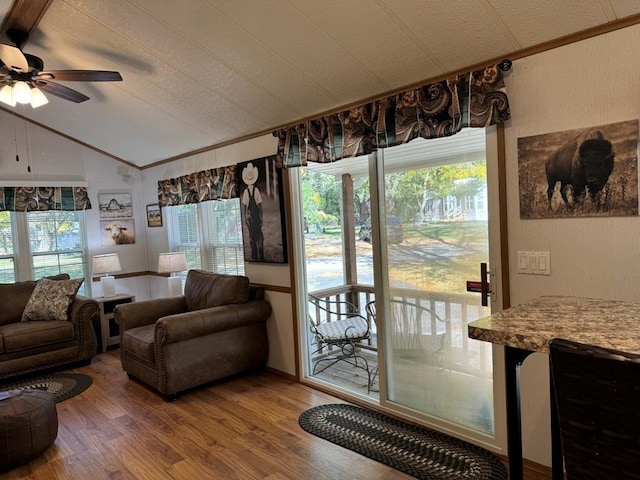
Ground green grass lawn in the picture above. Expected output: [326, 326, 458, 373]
[1, 253, 85, 284]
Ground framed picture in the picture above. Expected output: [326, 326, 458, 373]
[146, 203, 162, 227]
[238, 155, 287, 263]
[98, 192, 133, 219]
[100, 219, 136, 246]
[518, 119, 639, 219]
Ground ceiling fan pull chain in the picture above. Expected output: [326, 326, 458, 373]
[21, 109, 31, 173]
[25, 121, 32, 173]
[11, 109, 19, 164]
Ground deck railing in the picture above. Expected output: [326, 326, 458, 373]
[308, 284, 492, 377]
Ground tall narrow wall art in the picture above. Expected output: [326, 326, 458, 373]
[238, 156, 287, 263]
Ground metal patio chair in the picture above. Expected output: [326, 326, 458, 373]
[308, 294, 371, 382]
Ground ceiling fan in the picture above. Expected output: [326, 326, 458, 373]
[0, 29, 122, 108]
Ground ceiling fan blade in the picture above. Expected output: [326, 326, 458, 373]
[0, 44, 28, 72]
[38, 70, 122, 82]
[35, 80, 90, 103]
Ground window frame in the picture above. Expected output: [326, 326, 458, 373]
[28, 210, 89, 293]
[0, 211, 17, 283]
[1, 210, 89, 293]
[166, 199, 245, 279]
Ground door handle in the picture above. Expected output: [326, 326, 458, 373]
[466, 262, 492, 306]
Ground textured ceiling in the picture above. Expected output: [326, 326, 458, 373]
[1, 0, 640, 168]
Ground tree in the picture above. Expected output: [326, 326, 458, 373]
[353, 177, 370, 224]
[301, 169, 341, 227]
[0, 212, 13, 255]
[383, 161, 487, 222]
[301, 159, 487, 228]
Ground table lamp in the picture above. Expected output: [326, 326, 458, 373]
[157, 252, 187, 296]
[92, 253, 122, 297]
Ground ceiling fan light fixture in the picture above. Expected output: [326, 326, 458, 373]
[0, 85, 16, 106]
[29, 86, 48, 108]
[13, 81, 32, 104]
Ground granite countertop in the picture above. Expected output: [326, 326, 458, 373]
[467, 295, 640, 354]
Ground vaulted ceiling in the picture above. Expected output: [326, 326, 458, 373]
[1, 0, 640, 169]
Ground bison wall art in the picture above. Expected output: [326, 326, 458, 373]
[518, 119, 638, 219]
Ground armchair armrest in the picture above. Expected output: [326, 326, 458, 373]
[156, 300, 272, 345]
[68, 295, 99, 358]
[115, 296, 187, 331]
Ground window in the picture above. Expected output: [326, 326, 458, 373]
[169, 204, 202, 271]
[0, 210, 88, 291]
[444, 195, 456, 211]
[202, 200, 244, 274]
[167, 200, 244, 278]
[465, 195, 474, 210]
[27, 211, 88, 293]
[0, 211, 16, 283]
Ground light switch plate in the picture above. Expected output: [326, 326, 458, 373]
[517, 251, 550, 275]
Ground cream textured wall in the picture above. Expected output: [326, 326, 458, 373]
[503, 24, 640, 466]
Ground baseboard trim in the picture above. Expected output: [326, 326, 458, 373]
[265, 366, 296, 382]
[523, 458, 553, 478]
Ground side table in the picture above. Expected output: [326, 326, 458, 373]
[94, 294, 135, 352]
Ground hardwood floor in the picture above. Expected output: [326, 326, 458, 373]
[5, 350, 415, 480]
[4, 350, 551, 479]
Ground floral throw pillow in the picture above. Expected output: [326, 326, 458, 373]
[21, 277, 84, 322]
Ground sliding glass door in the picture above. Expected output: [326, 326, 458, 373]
[296, 128, 502, 444]
[374, 133, 495, 434]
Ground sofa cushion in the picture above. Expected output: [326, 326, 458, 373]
[0, 274, 71, 326]
[0, 282, 37, 327]
[122, 325, 156, 364]
[0, 321, 75, 353]
[21, 278, 84, 322]
[184, 270, 249, 311]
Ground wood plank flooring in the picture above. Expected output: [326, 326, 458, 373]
[4, 350, 414, 480]
[3, 350, 551, 479]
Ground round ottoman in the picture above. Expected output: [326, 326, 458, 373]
[0, 389, 58, 471]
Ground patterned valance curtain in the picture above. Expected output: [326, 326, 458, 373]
[0, 186, 91, 211]
[157, 166, 239, 207]
[276, 64, 510, 168]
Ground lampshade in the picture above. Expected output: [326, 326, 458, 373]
[158, 252, 187, 297]
[29, 87, 49, 108]
[157, 252, 187, 273]
[0, 84, 49, 108]
[12, 81, 32, 104]
[92, 253, 121, 298]
[92, 253, 122, 275]
[0, 85, 16, 107]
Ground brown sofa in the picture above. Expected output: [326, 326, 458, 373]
[115, 270, 272, 399]
[0, 276, 99, 380]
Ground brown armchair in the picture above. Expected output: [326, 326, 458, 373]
[115, 270, 272, 400]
